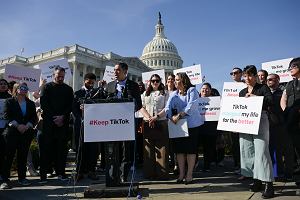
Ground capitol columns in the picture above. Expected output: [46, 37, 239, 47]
[99, 69, 104, 80]
[71, 61, 79, 90]
[92, 67, 96, 75]
[82, 64, 87, 76]
[128, 74, 133, 81]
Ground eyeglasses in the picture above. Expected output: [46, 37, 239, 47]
[230, 71, 240, 75]
[151, 79, 160, 83]
[288, 64, 299, 71]
[0, 83, 7, 86]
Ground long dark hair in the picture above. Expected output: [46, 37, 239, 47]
[145, 74, 165, 96]
[165, 74, 177, 91]
[176, 72, 194, 95]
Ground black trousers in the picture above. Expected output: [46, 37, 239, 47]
[269, 124, 294, 177]
[230, 132, 240, 167]
[76, 137, 99, 174]
[39, 122, 69, 179]
[198, 133, 217, 169]
[2, 129, 34, 181]
[105, 141, 133, 185]
[119, 141, 132, 181]
[74, 119, 100, 174]
[0, 128, 5, 176]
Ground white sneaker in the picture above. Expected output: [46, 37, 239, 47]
[28, 168, 39, 176]
[0, 182, 11, 189]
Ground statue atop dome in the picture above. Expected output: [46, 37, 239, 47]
[158, 12, 162, 25]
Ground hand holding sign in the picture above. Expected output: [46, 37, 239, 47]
[217, 97, 263, 135]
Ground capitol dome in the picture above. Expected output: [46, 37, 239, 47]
[140, 13, 183, 74]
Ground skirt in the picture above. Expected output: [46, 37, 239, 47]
[172, 126, 200, 154]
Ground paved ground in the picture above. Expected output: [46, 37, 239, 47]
[1, 157, 300, 200]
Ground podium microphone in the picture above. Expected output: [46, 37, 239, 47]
[91, 86, 103, 99]
[126, 83, 133, 100]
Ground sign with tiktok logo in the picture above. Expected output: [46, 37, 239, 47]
[84, 102, 135, 142]
[217, 97, 263, 135]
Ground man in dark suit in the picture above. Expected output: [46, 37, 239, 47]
[72, 73, 106, 181]
[105, 62, 151, 184]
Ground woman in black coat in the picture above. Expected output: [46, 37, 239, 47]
[0, 82, 37, 189]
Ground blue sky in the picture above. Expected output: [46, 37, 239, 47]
[0, 0, 299, 91]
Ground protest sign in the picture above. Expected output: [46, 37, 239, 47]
[173, 64, 202, 85]
[217, 97, 263, 135]
[4, 64, 41, 91]
[221, 82, 246, 97]
[142, 69, 165, 87]
[35, 59, 72, 83]
[102, 66, 115, 83]
[168, 119, 189, 138]
[262, 58, 293, 83]
[198, 96, 221, 121]
[84, 102, 135, 142]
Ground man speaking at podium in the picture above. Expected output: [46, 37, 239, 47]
[105, 62, 151, 184]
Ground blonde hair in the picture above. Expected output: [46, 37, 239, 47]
[12, 82, 28, 97]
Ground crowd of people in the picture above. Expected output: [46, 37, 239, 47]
[0, 58, 300, 199]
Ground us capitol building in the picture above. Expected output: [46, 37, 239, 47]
[0, 13, 182, 90]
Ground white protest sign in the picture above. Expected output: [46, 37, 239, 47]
[198, 96, 221, 121]
[142, 69, 165, 87]
[262, 58, 293, 83]
[221, 82, 246, 98]
[4, 64, 41, 91]
[168, 119, 189, 138]
[84, 102, 135, 142]
[0, 99, 8, 128]
[173, 64, 202, 85]
[35, 59, 72, 83]
[102, 66, 115, 83]
[217, 97, 263, 135]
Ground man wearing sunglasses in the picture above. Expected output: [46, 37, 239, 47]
[230, 67, 243, 82]
[229, 67, 243, 176]
[280, 57, 300, 185]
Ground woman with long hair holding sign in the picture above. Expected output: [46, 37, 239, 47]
[165, 73, 203, 184]
[141, 74, 169, 180]
[239, 65, 274, 199]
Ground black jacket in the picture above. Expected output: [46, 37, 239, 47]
[105, 79, 142, 111]
[3, 97, 37, 135]
[40, 82, 73, 122]
[72, 87, 106, 120]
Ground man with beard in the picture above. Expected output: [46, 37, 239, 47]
[39, 67, 73, 183]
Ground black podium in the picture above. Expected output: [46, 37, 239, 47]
[82, 98, 141, 198]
